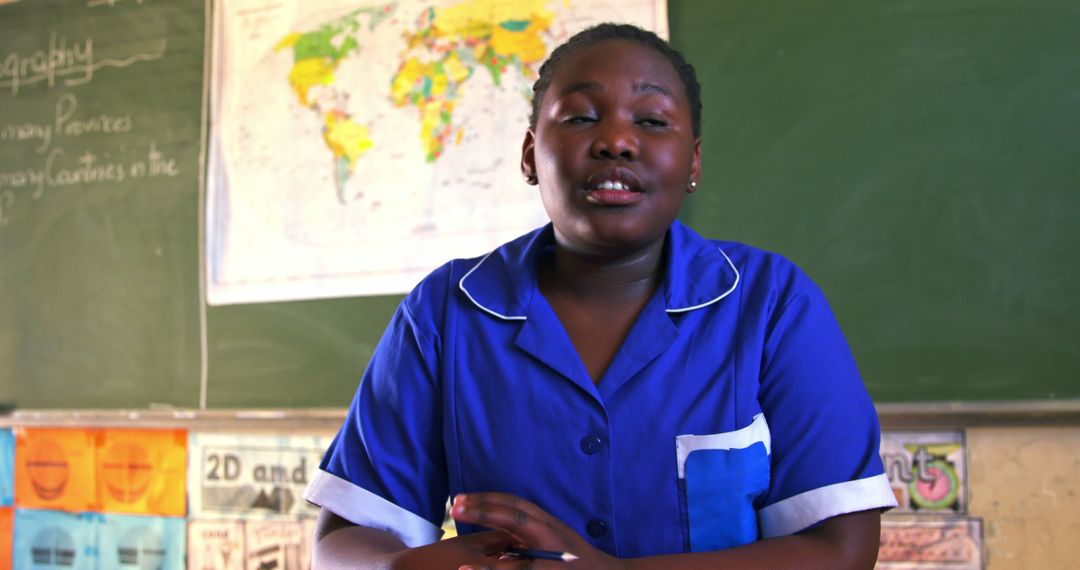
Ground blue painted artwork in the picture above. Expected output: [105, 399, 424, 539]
[98, 513, 186, 570]
[0, 428, 13, 505]
[13, 509, 99, 570]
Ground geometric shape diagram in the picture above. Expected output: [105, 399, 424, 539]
[102, 442, 153, 504]
[0, 507, 13, 569]
[98, 513, 185, 570]
[26, 441, 69, 501]
[243, 520, 304, 570]
[187, 520, 245, 570]
[14, 428, 97, 512]
[95, 429, 187, 517]
[13, 509, 98, 570]
[30, 527, 76, 568]
[188, 433, 332, 520]
[1, 429, 14, 506]
[116, 525, 165, 569]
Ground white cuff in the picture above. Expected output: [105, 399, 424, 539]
[303, 470, 443, 547]
[759, 473, 897, 538]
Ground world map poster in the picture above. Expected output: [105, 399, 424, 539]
[206, 0, 667, 304]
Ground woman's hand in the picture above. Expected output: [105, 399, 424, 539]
[450, 493, 626, 570]
[390, 530, 517, 570]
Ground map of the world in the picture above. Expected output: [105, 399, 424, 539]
[207, 0, 667, 304]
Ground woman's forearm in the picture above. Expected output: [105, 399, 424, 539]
[622, 510, 881, 570]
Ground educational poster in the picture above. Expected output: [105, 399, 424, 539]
[1, 429, 13, 505]
[98, 514, 186, 570]
[12, 509, 99, 570]
[13, 428, 97, 512]
[187, 520, 246, 570]
[301, 518, 316, 568]
[877, 516, 984, 570]
[880, 431, 967, 514]
[187, 434, 332, 519]
[243, 520, 308, 570]
[94, 429, 188, 516]
[0, 507, 12, 569]
[206, 0, 668, 304]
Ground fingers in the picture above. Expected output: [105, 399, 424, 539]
[459, 529, 518, 556]
[451, 493, 575, 551]
[459, 560, 558, 570]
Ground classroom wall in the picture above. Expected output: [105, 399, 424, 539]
[967, 426, 1080, 568]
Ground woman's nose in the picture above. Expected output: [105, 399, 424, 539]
[591, 122, 638, 160]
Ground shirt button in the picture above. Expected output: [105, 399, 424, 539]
[579, 434, 604, 455]
[586, 519, 607, 538]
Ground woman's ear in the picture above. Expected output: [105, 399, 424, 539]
[521, 129, 538, 185]
[687, 137, 702, 192]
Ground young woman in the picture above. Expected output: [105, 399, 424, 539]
[306, 23, 896, 570]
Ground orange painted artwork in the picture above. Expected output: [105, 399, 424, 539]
[13, 428, 97, 512]
[0, 507, 12, 569]
[95, 429, 187, 516]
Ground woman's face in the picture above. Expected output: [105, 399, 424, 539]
[522, 39, 701, 257]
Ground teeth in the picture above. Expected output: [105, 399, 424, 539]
[598, 180, 628, 191]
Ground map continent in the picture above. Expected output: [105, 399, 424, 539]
[208, 0, 667, 303]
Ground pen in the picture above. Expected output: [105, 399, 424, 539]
[505, 546, 579, 562]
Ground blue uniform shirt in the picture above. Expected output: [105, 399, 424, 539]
[304, 221, 896, 557]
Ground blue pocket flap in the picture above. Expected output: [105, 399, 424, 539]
[684, 441, 769, 551]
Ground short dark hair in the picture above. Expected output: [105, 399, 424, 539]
[529, 23, 702, 137]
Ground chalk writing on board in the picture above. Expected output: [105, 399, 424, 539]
[0, 32, 167, 96]
[87, 0, 144, 8]
[0, 191, 13, 226]
[0, 142, 179, 226]
[0, 93, 133, 153]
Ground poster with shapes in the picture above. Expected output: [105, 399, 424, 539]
[98, 514, 186, 570]
[880, 430, 967, 514]
[187, 520, 246, 570]
[13, 428, 96, 512]
[301, 518, 316, 569]
[188, 434, 332, 519]
[95, 429, 188, 516]
[1, 507, 12, 568]
[12, 509, 98, 570]
[877, 515, 984, 569]
[244, 520, 306, 570]
[1, 428, 13, 505]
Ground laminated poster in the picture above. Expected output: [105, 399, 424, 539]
[244, 520, 307, 570]
[187, 520, 245, 570]
[98, 513, 186, 570]
[95, 429, 188, 516]
[13, 428, 96, 512]
[1, 429, 13, 506]
[188, 433, 332, 519]
[880, 430, 967, 514]
[13, 509, 98, 570]
[878, 516, 984, 570]
[1, 507, 12, 569]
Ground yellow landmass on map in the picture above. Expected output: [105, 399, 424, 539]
[286, 58, 337, 107]
[490, 15, 551, 63]
[323, 112, 374, 165]
[434, 0, 550, 38]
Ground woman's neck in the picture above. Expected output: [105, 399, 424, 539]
[540, 236, 666, 307]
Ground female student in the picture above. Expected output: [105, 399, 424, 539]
[305, 23, 896, 569]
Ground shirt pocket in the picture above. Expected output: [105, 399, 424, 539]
[675, 413, 771, 552]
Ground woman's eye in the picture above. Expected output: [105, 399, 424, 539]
[638, 118, 667, 127]
[565, 116, 596, 124]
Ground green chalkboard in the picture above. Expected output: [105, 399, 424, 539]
[0, 0, 205, 408]
[2, 0, 1077, 409]
[670, 0, 1080, 401]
